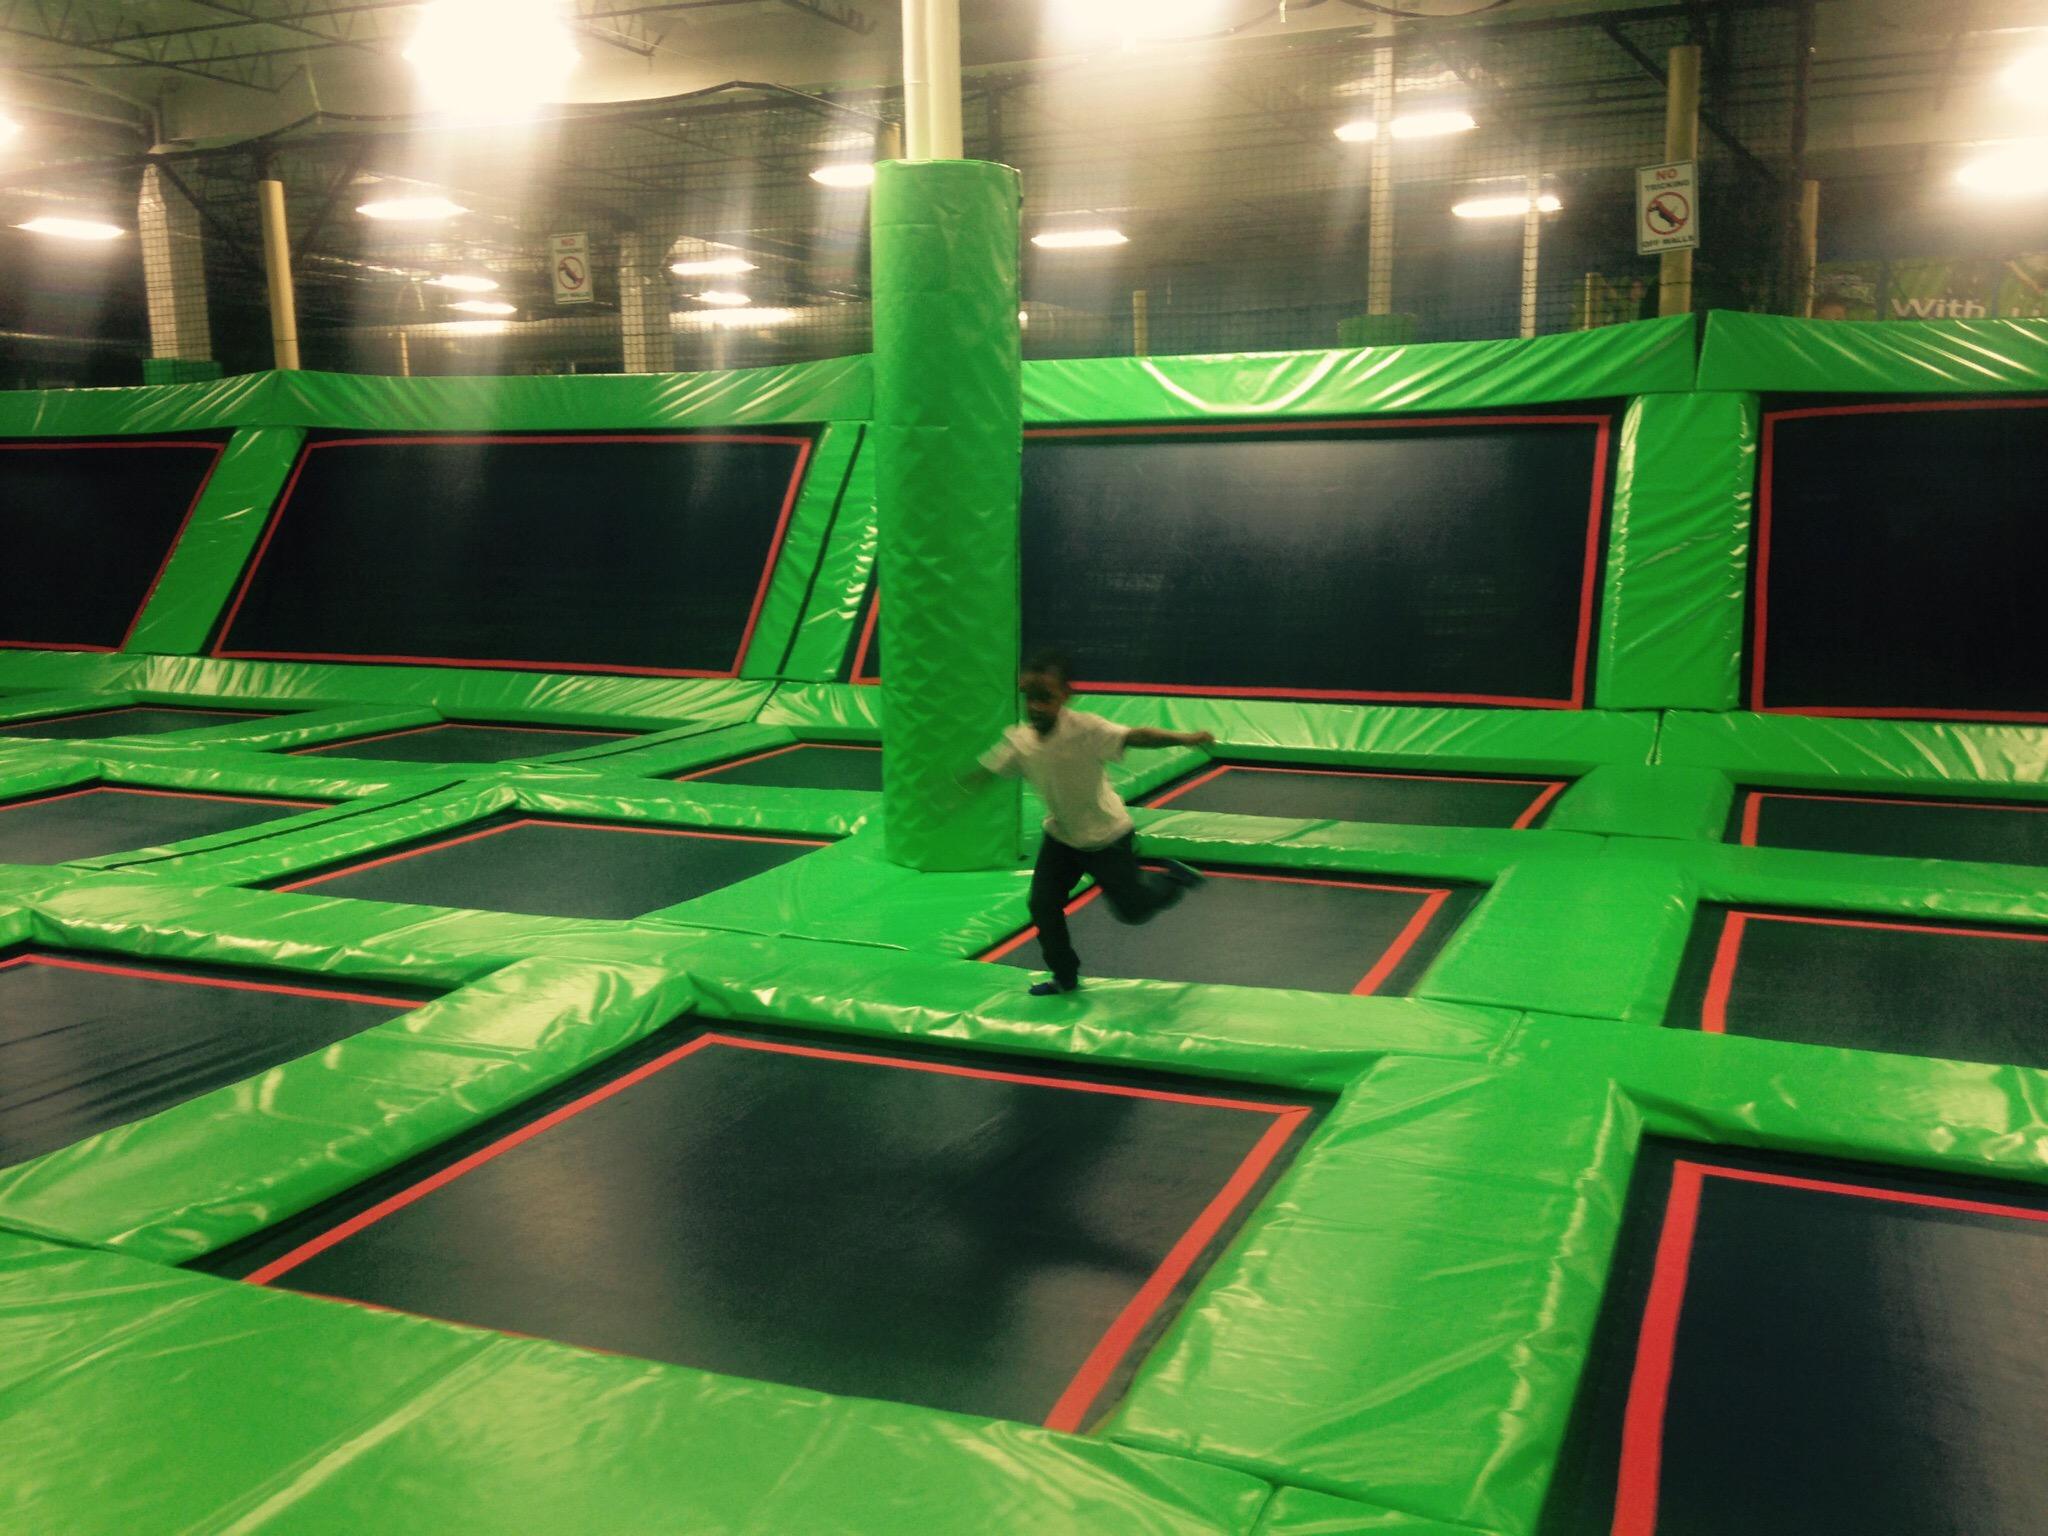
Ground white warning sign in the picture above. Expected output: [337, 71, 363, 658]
[551, 231, 593, 305]
[1636, 162, 1699, 256]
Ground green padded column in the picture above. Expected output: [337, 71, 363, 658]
[872, 160, 1023, 870]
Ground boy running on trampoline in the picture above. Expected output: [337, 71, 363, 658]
[968, 652, 1214, 996]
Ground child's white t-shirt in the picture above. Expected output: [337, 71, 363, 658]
[980, 710, 1132, 850]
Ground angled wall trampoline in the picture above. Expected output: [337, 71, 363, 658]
[3, 312, 2048, 1534]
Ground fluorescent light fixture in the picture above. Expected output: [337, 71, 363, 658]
[694, 289, 751, 307]
[405, 0, 578, 117]
[1392, 109, 1477, 140]
[683, 306, 797, 328]
[1031, 227, 1129, 250]
[448, 299, 517, 316]
[2003, 48, 2048, 97]
[1336, 109, 1477, 143]
[357, 195, 468, 222]
[14, 215, 125, 241]
[1957, 139, 2048, 199]
[426, 273, 499, 292]
[810, 162, 876, 189]
[670, 256, 756, 276]
[1451, 193, 1561, 219]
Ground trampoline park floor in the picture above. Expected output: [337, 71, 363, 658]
[0, 784, 327, 864]
[288, 722, 642, 765]
[1731, 786, 2048, 868]
[270, 814, 830, 919]
[1143, 761, 1569, 829]
[200, 1021, 1322, 1431]
[0, 705, 282, 740]
[984, 864, 1477, 994]
[0, 949, 431, 1168]
[674, 741, 883, 791]
[1540, 1138, 2048, 1536]
[1666, 905, 2048, 1069]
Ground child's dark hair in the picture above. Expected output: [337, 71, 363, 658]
[1021, 649, 1073, 686]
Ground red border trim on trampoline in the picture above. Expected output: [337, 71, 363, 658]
[0, 438, 226, 654]
[1750, 398, 2048, 723]
[1611, 1156, 2048, 1536]
[979, 866, 1455, 996]
[672, 741, 882, 783]
[0, 951, 421, 1009]
[0, 785, 324, 815]
[238, 1029, 1307, 1433]
[1736, 787, 2048, 848]
[854, 415, 1611, 706]
[1699, 907, 2048, 1034]
[211, 433, 814, 679]
[288, 721, 635, 758]
[1144, 763, 1569, 829]
[273, 816, 831, 894]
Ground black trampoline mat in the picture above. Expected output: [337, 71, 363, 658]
[1144, 763, 1569, 828]
[1666, 904, 2048, 1069]
[274, 815, 827, 919]
[0, 438, 223, 651]
[985, 865, 1476, 994]
[0, 785, 326, 864]
[1733, 788, 2048, 869]
[1541, 1139, 2048, 1536]
[853, 413, 1612, 705]
[289, 723, 638, 764]
[212, 432, 813, 677]
[1752, 398, 2048, 721]
[206, 1023, 1320, 1428]
[0, 705, 277, 741]
[675, 743, 883, 791]
[0, 949, 428, 1168]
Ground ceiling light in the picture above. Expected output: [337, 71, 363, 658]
[1031, 227, 1129, 250]
[1957, 140, 2048, 199]
[405, 0, 578, 117]
[1452, 193, 1562, 219]
[681, 306, 798, 328]
[810, 163, 876, 189]
[1336, 110, 1478, 144]
[426, 273, 499, 292]
[357, 195, 468, 222]
[1019, 309, 1030, 327]
[1392, 109, 1477, 140]
[1051, 0, 1233, 44]
[14, 215, 125, 241]
[2003, 49, 2048, 98]
[440, 319, 511, 336]
[448, 298, 517, 315]
[671, 256, 757, 276]
[0, 115, 19, 146]
[695, 290, 751, 307]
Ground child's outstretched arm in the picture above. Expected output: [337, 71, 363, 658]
[1124, 727, 1215, 750]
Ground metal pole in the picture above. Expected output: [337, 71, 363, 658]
[1797, 179, 1820, 317]
[1366, 18, 1396, 315]
[1520, 176, 1541, 339]
[1131, 289, 1149, 356]
[900, 0, 929, 157]
[1659, 43, 1700, 318]
[923, 0, 962, 158]
[257, 175, 301, 370]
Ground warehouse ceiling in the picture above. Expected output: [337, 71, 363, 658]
[1, 0, 2042, 164]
